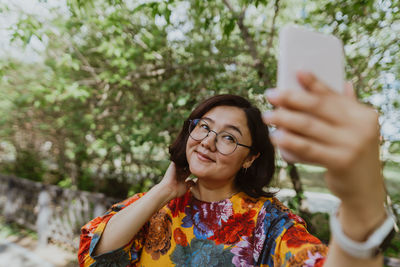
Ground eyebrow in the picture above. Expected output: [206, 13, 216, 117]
[201, 117, 243, 136]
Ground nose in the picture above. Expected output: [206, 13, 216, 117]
[200, 130, 217, 151]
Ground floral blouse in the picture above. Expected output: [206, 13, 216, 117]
[78, 190, 328, 266]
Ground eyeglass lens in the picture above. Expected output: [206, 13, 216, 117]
[189, 119, 238, 155]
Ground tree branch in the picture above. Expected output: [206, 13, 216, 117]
[265, 0, 280, 58]
[66, 39, 102, 85]
[222, 0, 270, 86]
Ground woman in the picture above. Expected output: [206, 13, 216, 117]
[78, 72, 391, 266]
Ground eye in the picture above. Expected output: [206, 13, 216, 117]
[199, 122, 210, 130]
[221, 133, 236, 143]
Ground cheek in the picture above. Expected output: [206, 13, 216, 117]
[219, 154, 245, 172]
[186, 137, 195, 154]
[186, 137, 198, 162]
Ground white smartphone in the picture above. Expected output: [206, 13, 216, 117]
[277, 25, 345, 93]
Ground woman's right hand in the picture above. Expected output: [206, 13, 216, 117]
[94, 162, 192, 256]
[157, 162, 193, 201]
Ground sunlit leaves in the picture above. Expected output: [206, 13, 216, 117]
[10, 15, 44, 45]
[0, 0, 399, 197]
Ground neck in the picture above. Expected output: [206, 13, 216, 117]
[190, 177, 238, 202]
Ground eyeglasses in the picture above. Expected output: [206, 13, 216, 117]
[188, 119, 252, 155]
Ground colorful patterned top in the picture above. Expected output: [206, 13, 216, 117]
[78, 190, 328, 266]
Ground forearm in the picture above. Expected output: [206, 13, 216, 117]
[94, 184, 173, 255]
[324, 188, 386, 267]
[324, 238, 383, 267]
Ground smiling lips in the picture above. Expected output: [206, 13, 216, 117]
[196, 151, 215, 162]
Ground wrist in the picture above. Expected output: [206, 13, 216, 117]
[330, 205, 396, 259]
[338, 184, 386, 228]
[151, 184, 176, 207]
[338, 202, 386, 242]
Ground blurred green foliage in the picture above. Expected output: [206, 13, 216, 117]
[0, 0, 399, 199]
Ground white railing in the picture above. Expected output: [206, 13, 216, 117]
[0, 174, 121, 249]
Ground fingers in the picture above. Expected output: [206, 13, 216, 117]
[263, 108, 339, 144]
[296, 72, 337, 95]
[269, 129, 342, 167]
[265, 88, 344, 125]
[263, 107, 360, 147]
[297, 72, 358, 102]
[279, 149, 304, 164]
[265, 88, 319, 111]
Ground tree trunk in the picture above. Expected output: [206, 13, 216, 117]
[288, 163, 304, 204]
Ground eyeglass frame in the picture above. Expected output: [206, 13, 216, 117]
[188, 119, 252, 155]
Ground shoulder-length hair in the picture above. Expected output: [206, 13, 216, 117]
[169, 94, 275, 198]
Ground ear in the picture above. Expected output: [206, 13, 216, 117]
[242, 153, 260, 169]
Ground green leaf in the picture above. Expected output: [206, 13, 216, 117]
[165, 8, 171, 24]
[223, 18, 236, 37]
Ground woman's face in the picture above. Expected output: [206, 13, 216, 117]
[186, 105, 256, 183]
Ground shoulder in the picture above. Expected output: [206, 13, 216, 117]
[229, 193, 302, 237]
[252, 195, 306, 225]
[275, 222, 327, 266]
[236, 193, 302, 224]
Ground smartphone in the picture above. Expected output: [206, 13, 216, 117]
[277, 25, 345, 93]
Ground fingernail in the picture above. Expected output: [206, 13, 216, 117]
[297, 71, 312, 82]
[265, 89, 279, 100]
[270, 129, 283, 140]
[264, 88, 276, 94]
[263, 111, 274, 120]
[297, 71, 306, 76]
[297, 70, 312, 76]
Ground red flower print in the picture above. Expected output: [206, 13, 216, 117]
[241, 197, 258, 210]
[209, 209, 257, 245]
[287, 245, 328, 266]
[78, 237, 90, 264]
[168, 191, 191, 217]
[182, 199, 233, 239]
[78, 214, 114, 265]
[288, 212, 307, 226]
[110, 193, 145, 210]
[144, 210, 172, 260]
[282, 225, 321, 248]
[122, 193, 143, 206]
[315, 258, 326, 267]
[173, 228, 188, 247]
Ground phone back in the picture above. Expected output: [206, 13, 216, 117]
[277, 25, 344, 93]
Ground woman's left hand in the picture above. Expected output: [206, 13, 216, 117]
[263, 72, 386, 236]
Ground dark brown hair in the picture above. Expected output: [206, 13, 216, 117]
[169, 94, 275, 198]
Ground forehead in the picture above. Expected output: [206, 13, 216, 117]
[202, 106, 248, 129]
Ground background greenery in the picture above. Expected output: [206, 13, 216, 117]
[0, 0, 399, 202]
[0, 0, 399, 259]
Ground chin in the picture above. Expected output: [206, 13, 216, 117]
[188, 161, 215, 179]
[187, 149, 219, 179]
[189, 164, 205, 178]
